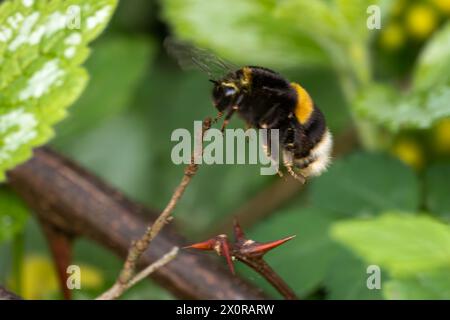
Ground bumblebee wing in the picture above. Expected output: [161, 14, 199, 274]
[164, 37, 238, 80]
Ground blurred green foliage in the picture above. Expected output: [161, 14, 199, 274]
[356, 22, 450, 131]
[333, 213, 450, 299]
[310, 153, 420, 217]
[0, 187, 28, 244]
[54, 35, 155, 140]
[425, 164, 450, 221]
[1, 0, 450, 300]
[332, 213, 450, 276]
[384, 268, 450, 299]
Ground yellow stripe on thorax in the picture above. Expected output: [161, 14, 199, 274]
[291, 82, 313, 124]
[241, 67, 252, 87]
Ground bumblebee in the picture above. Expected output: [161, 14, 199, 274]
[165, 39, 333, 182]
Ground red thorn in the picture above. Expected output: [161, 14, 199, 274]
[219, 237, 235, 275]
[246, 235, 296, 256]
[41, 224, 73, 300]
[232, 219, 246, 242]
[184, 236, 235, 274]
[184, 238, 216, 250]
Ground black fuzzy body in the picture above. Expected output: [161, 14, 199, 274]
[214, 66, 327, 161]
[235, 66, 297, 128]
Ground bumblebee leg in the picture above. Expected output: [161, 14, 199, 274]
[265, 149, 284, 178]
[213, 111, 224, 124]
[283, 152, 306, 184]
[281, 125, 306, 184]
[291, 169, 306, 184]
[286, 165, 306, 183]
[260, 130, 284, 177]
[261, 129, 273, 156]
[221, 106, 238, 132]
[294, 155, 317, 169]
[258, 103, 281, 129]
[280, 122, 297, 153]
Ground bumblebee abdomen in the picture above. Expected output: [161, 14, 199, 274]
[284, 83, 332, 177]
[290, 82, 314, 125]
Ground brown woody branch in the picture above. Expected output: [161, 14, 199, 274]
[7, 147, 267, 300]
[98, 118, 211, 299]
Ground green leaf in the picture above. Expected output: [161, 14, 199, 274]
[54, 35, 155, 140]
[278, 0, 390, 46]
[0, 187, 29, 244]
[336, 0, 391, 41]
[384, 268, 450, 300]
[425, 164, 450, 221]
[242, 208, 338, 298]
[0, 0, 118, 181]
[324, 247, 384, 300]
[310, 152, 420, 217]
[161, 0, 329, 68]
[277, 0, 347, 46]
[331, 213, 450, 277]
[413, 22, 450, 91]
[355, 23, 450, 131]
[277, 0, 392, 83]
[354, 83, 450, 131]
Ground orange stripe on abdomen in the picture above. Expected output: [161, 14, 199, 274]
[291, 82, 313, 124]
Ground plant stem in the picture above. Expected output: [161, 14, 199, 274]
[126, 247, 179, 289]
[8, 147, 267, 299]
[236, 254, 297, 300]
[98, 118, 212, 300]
[97, 247, 179, 300]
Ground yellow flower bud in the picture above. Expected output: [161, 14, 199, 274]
[77, 264, 104, 289]
[8, 255, 104, 299]
[12, 255, 59, 300]
[406, 4, 438, 39]
[433, 118, 450, 154]
[380, 23, 406, 50]
[391, 138, 424, 170]
[432, 0, 450, 14]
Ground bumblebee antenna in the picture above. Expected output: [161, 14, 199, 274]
[209, 79, 219, 84]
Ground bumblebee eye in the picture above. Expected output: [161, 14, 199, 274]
[223, 86, 237, 96]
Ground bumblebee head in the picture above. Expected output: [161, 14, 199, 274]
[211, 80, 240, 112]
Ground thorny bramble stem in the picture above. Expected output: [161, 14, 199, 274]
[185, 219, 298, 300]
[98, 118, 212, 300]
